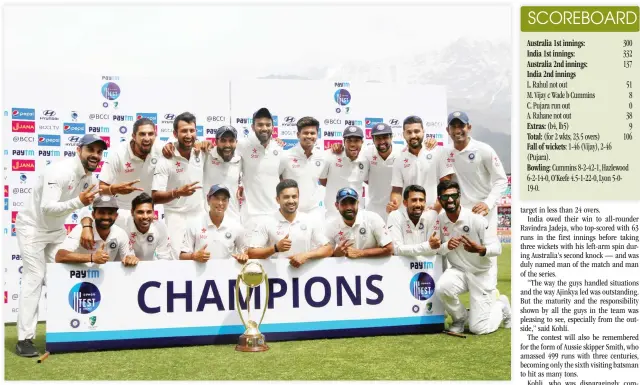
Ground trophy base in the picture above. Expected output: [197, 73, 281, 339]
[235, 334, 270, 352]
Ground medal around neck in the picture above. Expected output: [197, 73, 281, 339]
[235, 261, 270, 352]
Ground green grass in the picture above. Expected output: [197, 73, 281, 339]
[5, 245, 511, 381]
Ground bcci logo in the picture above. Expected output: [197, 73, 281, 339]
[68, 282, 101, 314]
[409, 272, 435, 301]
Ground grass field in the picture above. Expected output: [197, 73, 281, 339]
[5, 245, 511, 381]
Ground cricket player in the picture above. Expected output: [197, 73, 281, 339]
[180, 184, 246, 262]
[247, 179, 332, 267]
[79, 117, 162, 248]
[201, 126, 243, 223]
[236, 108, 285, 232]
[386, 185, 440, 257]
[388, 115, 454, 213]
[14, 134, 104, 357]
[434, 180, 511, 334]
[152, 112, 204, 259]
[320, 126, 369, 222]
[442, 111, 508, 238]
[279, 117, 326, 222]
[55, 195, 139, 266]
[124, 193, 173, 261]
[325, 188, 393, 258]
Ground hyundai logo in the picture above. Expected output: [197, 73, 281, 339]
[43, 110, 56, 117]
[164, 114, 175, 120]
[389, 119, 399, 125]
[285, 116, 295, 123]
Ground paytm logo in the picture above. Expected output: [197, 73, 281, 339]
[410, 261, 434, 270]
[38, 135, 61, 147]
[70, 269, 100, 279]
[334, 82, 351, 87]
[12, 108, 36, 120]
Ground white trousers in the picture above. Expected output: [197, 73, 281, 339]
[16, 225, 66, 341]
[435, 265, 503, 335]
[163, 211, 192, 260]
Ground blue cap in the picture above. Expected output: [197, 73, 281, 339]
[78, 134, 107, 148]
[343, 125, 364, 138]
[207, 184, 230, 199]
[252, 108, 273, 122]
[215, 125, 237, 140]
[371, 122, 392, 136]
[447, 111, 470, 125]
[336, 187, 359, 203]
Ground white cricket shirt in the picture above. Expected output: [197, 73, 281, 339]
[58, 223, 133, 262]
[443, 138, 508, 210]
[237, 135, 284, 216]
[320, 151, 369, 218]
[391, 147, 454, 206]
[16, 156, 96, 231]
[325, 210, 392, 250]
[279, 144, 326, 213]
[363, 145, 400, 220]
[437, 207, 501, 274]
[386, 208, 440, 257]
[181, 211, 245, 259]
[124, 215, 173, 261]
[203, 148, 243, 222]
[248, 211, 329, 258]
[152, 147, 205, 215]
[99, 140, 163, 210]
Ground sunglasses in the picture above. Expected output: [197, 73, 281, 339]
[439, 193, 460, 201]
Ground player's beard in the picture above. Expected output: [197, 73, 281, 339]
[408, 136, 423, 149]
[81, 155, 100, 172]
[95, 218, 114, 230]
[340, 208, 357, 221]
[442, 200, 458, 213]
[256, 129, 272, 145]
[217, 146, 234, 162]
[134, 139, 153, 155]
[408, 206, 423, 222]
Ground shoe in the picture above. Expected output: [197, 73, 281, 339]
[16, 339, 39, 357]
[499, 295, 512, 329]
[448, 312, 468, 333]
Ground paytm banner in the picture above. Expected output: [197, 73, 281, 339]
[46, 257, 444, 353]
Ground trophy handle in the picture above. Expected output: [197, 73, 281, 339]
[235, 274, 248, 328]
[258, 273, 269, 328]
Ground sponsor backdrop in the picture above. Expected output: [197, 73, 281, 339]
[46, 256, 444, 352]
[4, 75, 449, 323]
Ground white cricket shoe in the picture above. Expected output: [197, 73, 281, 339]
[499, 295, 512, 329]
[448, 312, 468, 333]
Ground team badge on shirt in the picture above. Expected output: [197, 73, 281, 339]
[468, 153, 475, 161]
[426, 154, 432, 160]
[358, 163, 364, 170]
[109, 241, 117, 249]
[147, 234, 154, 243]
[315, 161, 321, 167]
[419, 222, 425, 230]
[151, 157, 157, 165]
[83, 183, 89, 189]
[273, 150, 279, 156]
[359, 228, 366, 235]
[225, 232, 232, 239]
[463, 225, 470, 232]
[300, 224, 307, 231]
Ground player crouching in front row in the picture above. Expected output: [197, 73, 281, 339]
[55, 196, 139, 266]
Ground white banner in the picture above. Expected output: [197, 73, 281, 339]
[46, 256, 444, 352]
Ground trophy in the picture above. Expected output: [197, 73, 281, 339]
[235, 261, 270, 352]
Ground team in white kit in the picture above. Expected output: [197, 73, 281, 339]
[14, 108, 511, 357]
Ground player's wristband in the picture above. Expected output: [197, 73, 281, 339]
[83, 225, 92, 228]
[274, 244, 279, 253]
[90, 253, 93, 263]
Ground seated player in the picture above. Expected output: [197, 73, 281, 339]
[434, 180, 511, 334]
[55, 196, 138, 266]
[386, 185, 440, 257]
[125, 193, 173, 261]
[247, 179, 332, 268]
[180, 184, 247, 263]
[325, 187, 393, 258]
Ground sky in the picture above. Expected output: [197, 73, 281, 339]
[4, 5, 510, 78]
